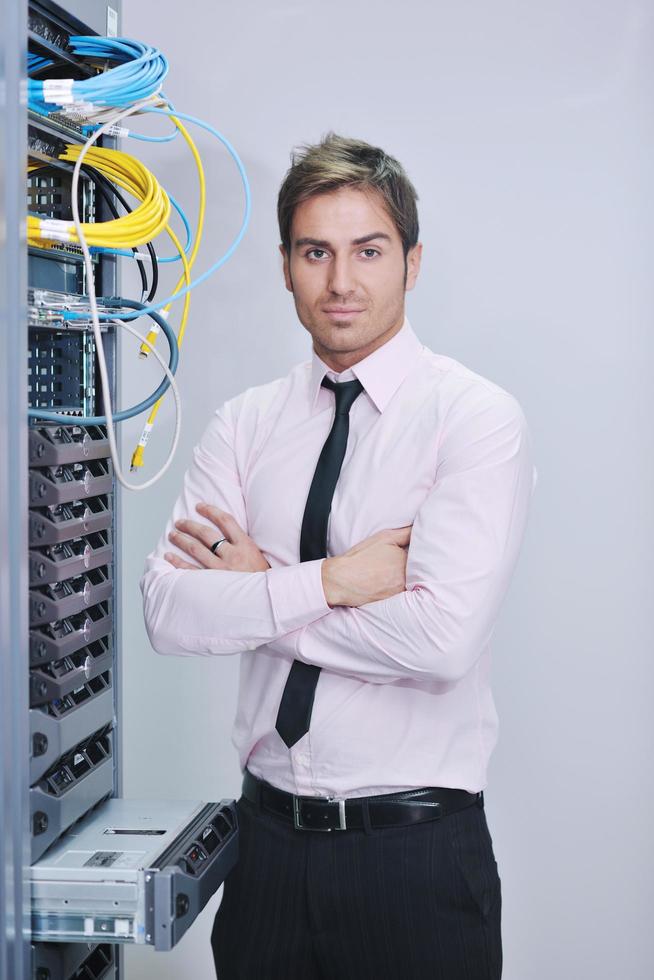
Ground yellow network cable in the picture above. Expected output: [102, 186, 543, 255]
[28, 147, 192, 465]
[27, 147, 171, 249]
[28, 145, 192, 382]
[67, 144, 195, 466]
[29, 125, 206, 473]
[137, 110, 206, 357]
[130, 109, 207, 471]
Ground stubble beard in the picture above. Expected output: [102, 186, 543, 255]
[288, 265, 407, 363]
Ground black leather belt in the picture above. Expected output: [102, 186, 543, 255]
[242, 768, 483, 832]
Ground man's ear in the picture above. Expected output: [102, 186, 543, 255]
[405, 242, 423, 292]
[279, 244, 293, 293]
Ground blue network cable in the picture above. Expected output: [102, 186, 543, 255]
[81, 90, 180, 144]
[28, 36, 168, 111]
[28, 52, 53, 114]
[121, 90, 180, 144]
[67, 36, 169, 104]
[63, 107, 251, 324]
[28, 53, 53, 73]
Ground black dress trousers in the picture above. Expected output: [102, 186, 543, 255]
[211, 789, 502, 979]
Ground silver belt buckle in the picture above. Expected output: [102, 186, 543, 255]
[293, 795, 347, 831]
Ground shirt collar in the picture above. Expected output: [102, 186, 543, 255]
[309, 315, 424, 414]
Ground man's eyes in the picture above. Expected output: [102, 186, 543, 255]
[305, 248, 380, 261]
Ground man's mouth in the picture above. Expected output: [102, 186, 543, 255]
[322, 307, 365, 321]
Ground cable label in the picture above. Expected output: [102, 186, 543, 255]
[39, 219, 73, 242]
[139, 423, 154, 447]
[42, 79, 75, 104]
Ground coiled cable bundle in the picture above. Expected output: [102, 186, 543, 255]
[27, 36, 252, 487]
[28, 35, 169, 114]
[27, 145, 171, 249]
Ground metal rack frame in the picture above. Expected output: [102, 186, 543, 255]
[1, 3, 122, 977]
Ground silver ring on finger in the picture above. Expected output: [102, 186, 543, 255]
[210, 538, 227, 555]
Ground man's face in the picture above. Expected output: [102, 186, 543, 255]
[280, 186, 422, 371]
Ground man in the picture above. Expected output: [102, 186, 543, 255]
[141, 132, 537, 979]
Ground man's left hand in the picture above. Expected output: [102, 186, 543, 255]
[165, 503, 271, 573]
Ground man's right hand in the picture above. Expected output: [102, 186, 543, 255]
[321, 526, 412, 608]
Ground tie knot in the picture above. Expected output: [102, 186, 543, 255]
[321, 376, 364, 415]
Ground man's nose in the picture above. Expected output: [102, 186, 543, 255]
[327, 254, 357, 297]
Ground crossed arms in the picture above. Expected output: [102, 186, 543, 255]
[140, 388, 537, 685]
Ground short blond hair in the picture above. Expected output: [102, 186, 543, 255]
[277, 132, 420, 259]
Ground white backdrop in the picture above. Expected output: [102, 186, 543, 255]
[119, 2, 654, 977]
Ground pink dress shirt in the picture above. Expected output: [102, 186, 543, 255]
[141, 316, 537, 798]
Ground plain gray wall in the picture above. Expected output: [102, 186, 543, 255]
[120, 2, 654, 977]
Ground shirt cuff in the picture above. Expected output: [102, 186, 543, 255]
[265, 559, 331, 634]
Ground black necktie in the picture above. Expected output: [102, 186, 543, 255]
[274, 375, 364, 748]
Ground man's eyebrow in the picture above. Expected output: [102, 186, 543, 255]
[293, 232, 393, 249]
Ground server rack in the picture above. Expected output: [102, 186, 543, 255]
[2, 1, 36, 975]
[25, 4, 123, 975]
[1, 3, 239, 977]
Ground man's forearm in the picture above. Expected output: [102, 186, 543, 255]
[141, 556, 332, 657]
[140, 398, 337, 658]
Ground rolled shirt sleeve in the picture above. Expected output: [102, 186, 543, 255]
[140, 399, 332, 657]
[264, 390, 537, 684]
